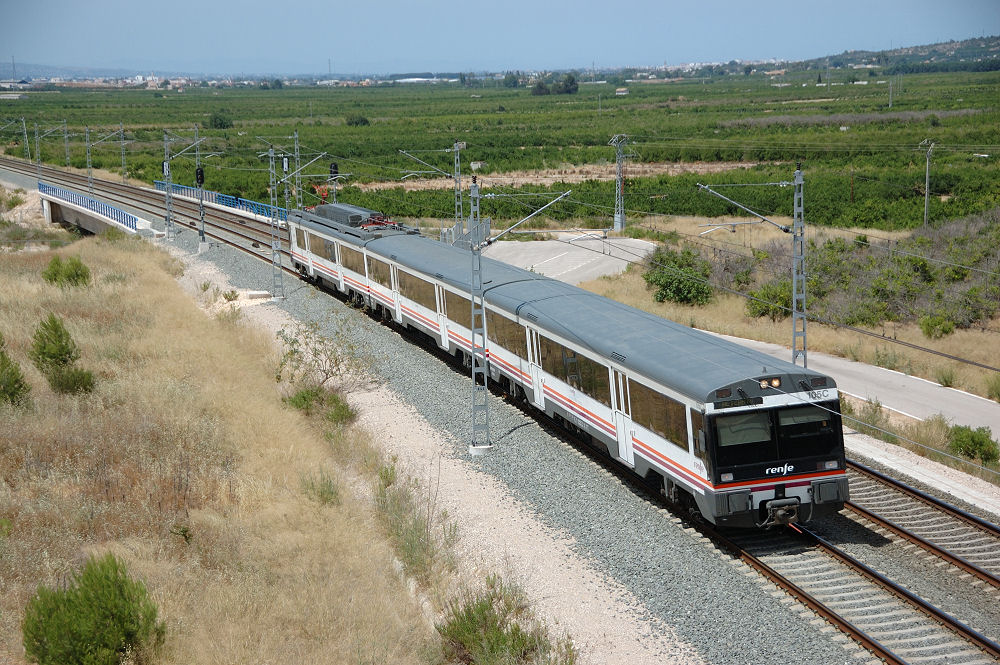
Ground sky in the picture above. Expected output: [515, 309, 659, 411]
[4, 0, 999, 76]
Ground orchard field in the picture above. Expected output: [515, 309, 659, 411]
[2, 68, 999, 229]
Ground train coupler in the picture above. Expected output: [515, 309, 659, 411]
[758, 498, 800, 528]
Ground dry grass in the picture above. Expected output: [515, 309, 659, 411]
[580, 262, 1000, 400]
[0, 235, 436, 664]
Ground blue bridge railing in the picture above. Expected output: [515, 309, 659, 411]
[38, 182, 138, 232]
[153, 181, 287, 221]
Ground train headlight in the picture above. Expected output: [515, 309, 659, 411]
[720, 473, 734, 482]
[770, 377, 781, 388]
[819, 460, 838, 470]
[759, 380, 769, 389]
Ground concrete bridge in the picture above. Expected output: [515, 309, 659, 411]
[38, 182, 161, 238]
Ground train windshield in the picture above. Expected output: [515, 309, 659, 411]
[713, 402, 840, 468]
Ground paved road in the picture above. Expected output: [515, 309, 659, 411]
[713, 333, 1000, 434]
[484, 232, 655, 285]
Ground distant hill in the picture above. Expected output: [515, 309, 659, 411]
[794, 35, 1000, 73]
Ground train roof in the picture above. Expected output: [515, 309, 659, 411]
[366, 233, 832, 404]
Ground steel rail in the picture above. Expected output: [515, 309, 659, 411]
[848, 459, 1000, 538]
[708, 527, 906, 665]
[794, 524, 1000, 660]
[845, 500, 1000, 589]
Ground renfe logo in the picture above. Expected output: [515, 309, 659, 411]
[766, 463, 795, 475]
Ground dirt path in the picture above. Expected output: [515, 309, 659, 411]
[356, 161, 767, 192]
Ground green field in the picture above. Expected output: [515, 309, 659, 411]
[3, 69, 999, 229]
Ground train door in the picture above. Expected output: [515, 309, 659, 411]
[526, 329, 545, 409]
[434, 284, 448, 349]
[390, 265, 401, 322]
[612, 370, 634, 464]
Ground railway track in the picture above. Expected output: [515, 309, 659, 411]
[846, 460, 1000, 589]
[6, 153, 1000, 664]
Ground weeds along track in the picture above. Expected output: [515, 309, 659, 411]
[8, 153, 1000, 665]
[846, 460, 1000, 588]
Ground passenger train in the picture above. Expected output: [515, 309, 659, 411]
[288, 202, 849, 528]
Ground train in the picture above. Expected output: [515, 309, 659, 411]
[288, 202, 849, 528]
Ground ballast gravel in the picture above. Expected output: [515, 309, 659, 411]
[165, 225, 862, 665]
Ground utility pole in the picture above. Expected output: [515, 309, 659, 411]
[399, 142, 466, 240]
[293, 130, 303, 209]
[609, 134, 629, 232]
[791, 165, 807, 368]
[120, 121, 127, 183]
[163, 131, 175, 239]
[697, 176, 806, 366]
[195, 126, 206, 243]
[21, 118, 29, 160]
[921, 140, 934, 227]
[453, 140, 465, 226]
[267, 148, 284, 299]
[63, 121, 70, 166]
[86, 127, 92, 192]
[467, 189, 572, 456]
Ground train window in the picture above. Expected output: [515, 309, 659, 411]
[715, 411, 771, 447]
[539, 336, 610, 406]
[367, 256, 392, 288]
[690, 409, 707, 463]
[398, 270, 436, 310]
[294, 228, 307, 251]
[777, 404, 838, 458]
[628, 379, 688, 450]
[322, 239, 337, 263]
[340, 244, 365, 275]
[486, 309, 528, 360]
[445, 289, 480, 329]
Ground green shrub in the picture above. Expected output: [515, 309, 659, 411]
[222, 289, 238, 302]
[285, 386, 324, 414]
[987, 373, 1000, 403]
[746, 280, 792, 321]
[29, 314, 80, 373]
[0, 347, 31, 406]
[302, 470, 341, 506]
[323, 391, 356, 426]
[918, 313, 955, 339]
[22, 553, 166, 665]
[933, 365, 957, 388]
[46, 365, 96, 395]
[948, 425, 999, 466]
[643, 247, 713, 305]
[345, 114, 370, 127]
[438, 574, 576, 665]
[41, 255, 91, 288]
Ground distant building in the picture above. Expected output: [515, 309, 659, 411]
[615, 87, 629, 96]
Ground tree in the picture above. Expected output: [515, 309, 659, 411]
[22, 553, 165, 665]
[271, 78, 284, 89]
[551, 73, 578, 95]
[503, 72, 519, 88]
[744, 65, 753, 76]
[530, 81, 550, 96]
[206, 111, 233, 129]
[643, 248, 713, 305]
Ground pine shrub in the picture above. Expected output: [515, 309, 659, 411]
[0, 333, 31, 406]
[22, 553, 166, 665]
[46, 365, 96, 395]
[41, 255, 91, 288]
[29, 314, 80, 374]
[948, 425, 999, 466]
